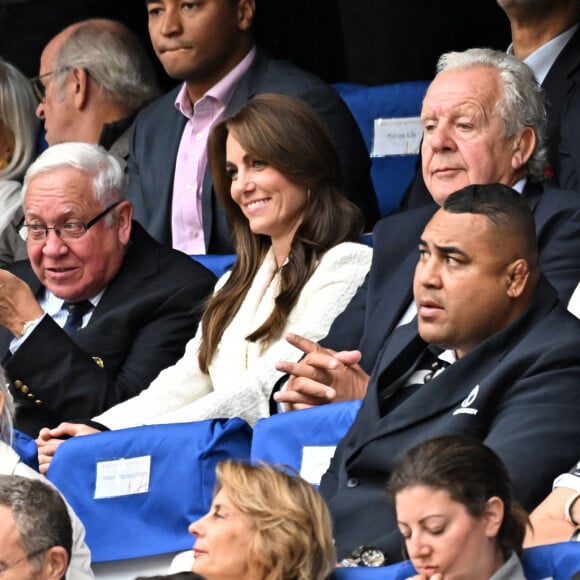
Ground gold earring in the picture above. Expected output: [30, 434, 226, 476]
[0, 159, 8, 170]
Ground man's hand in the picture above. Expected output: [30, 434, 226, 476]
[0, 270, 43, 337]
[274, 333, 370, 411]
[36, 423, 100, 474]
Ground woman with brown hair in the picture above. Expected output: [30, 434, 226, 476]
[389, 435, 530, 579]
[38, 93, 371, 464]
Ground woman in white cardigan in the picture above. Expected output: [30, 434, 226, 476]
[38, 94, 372, 468]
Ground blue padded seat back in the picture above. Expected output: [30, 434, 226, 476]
[12, 428, 39, 471]
[251, 400, 362, 485]
[329, 542, 580, 579]
[334, 81, 429, 217]
[522, 542, 580, 579]
[332, 561, 414, 579]
[332, 542, 580, 580]
[190, 253, 236, 277]
[47, 418, 252, 562]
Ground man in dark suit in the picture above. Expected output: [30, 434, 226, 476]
[320, 184, 580, 562]
[274, 48, 580, 411]
[129, 0, 378, 255]
[0, 143, 216, 437]
[401, 0, 580, 208]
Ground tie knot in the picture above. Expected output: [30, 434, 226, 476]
[62, 300, 93, 316]
[62, 300, 93, 335]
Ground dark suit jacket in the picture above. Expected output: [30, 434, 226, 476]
[319, 277, 580, 562]
[556, 36, 580, 192]
[126, 49, 379, 253]
[400, 27, 580, 209]
[0, 222, 216, 436]
[322, 181, 580, 372]
[542, 25, 580, 186]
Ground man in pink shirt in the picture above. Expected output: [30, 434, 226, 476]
[129, 0, 379, 254]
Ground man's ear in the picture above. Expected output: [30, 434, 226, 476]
[505, 258, 530, 299]
[42, 546, 69, 580]
[116, 201, 133, 246]
[483, 496, 505, 539]
[237, 0, 256, 31]
[71, 67, 91, 111]
[511, 127, 536, 171]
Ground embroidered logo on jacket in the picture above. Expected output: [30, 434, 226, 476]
[452, 385, 479, 416]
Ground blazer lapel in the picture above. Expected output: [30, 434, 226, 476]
[91, 223, 159, 321]
[357, 340, 498, 449]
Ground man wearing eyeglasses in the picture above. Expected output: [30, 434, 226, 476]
[33, 18, 159, 153]
[0, 142, 216, 438]
[0, 475, 72, 580]
[0, 18, 160, 271]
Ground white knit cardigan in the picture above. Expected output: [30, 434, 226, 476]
[94, 242, 372, 428]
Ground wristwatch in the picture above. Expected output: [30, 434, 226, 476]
[20, 317, 41, 338]
[340, 545, 386, 568]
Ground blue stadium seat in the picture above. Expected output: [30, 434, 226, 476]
[47, 418, 252, 563]
[12, 428, 39, 471]
[522, 542, 580, 579]
[251, 400, 362, 485]
[190, 253, 236, 277]
[334, 81, 429, 217]
[329, 543, 580, 579]
[331, 561, 414, 579]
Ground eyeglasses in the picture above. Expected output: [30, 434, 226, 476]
[19, 201, 122, 242]
[30, 67, 72, 103]
[0, 548, 47, 575]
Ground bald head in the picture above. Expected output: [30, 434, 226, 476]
[36, 18, 159, 145]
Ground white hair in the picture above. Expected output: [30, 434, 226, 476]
[436, 48, 548, 180]
[23, 143, 125, 226]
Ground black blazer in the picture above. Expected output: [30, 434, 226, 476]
[322, 181, 580, 373]
[126, 49, 379, 253]
[0, 222, 216, 436]
[320, 277, 580, 562]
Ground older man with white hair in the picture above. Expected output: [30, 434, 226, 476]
[0, 143, 216, 437]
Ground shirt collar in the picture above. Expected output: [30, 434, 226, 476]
[174, 46, 257, 118]
[511, 178, 527, 194]
[508, 23, 579, 84]
[43, 288, 106, 317]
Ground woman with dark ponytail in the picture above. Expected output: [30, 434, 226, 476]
[388, 435, 530, 579]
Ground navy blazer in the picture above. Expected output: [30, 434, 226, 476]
[322, 180, 580, 372]
[126, 49, 379, 253]
[319, 277, 580, 562]
[0, 223, 217, 436]
[542, 25, 580, 186]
